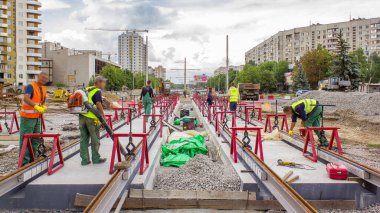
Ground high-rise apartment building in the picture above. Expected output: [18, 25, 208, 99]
[14, 0, 42, 85]
[154, 65, 166, 80]
[0, 0, 16, 84]
[118, 32, 147, 73]
[245, 17, 380, 65]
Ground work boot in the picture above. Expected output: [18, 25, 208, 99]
[93, 158, 107, 164]
[81, 161, 91, 166]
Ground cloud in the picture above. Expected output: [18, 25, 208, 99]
[44, 29, 87, 48]
[40, 0, 71, 11]
[162, 47, 176, 60]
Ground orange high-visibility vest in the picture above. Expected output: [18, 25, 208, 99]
[20, 82, 47, 119]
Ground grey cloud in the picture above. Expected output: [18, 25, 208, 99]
[162, 47, 176, 60]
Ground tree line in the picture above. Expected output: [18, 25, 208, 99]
[92, 64, 162, 91]
[208, 30, 380, 92]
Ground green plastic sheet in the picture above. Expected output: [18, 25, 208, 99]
[160, 134, 208, 167]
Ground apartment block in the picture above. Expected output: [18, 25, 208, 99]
[154, 65, 166, 80]
[118, 32, 147, 73]
[14, 0, 42, 85]
[245, 17, 380, 65]
[0, 0, 16, 84]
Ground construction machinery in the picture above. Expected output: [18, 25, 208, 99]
[238, 83, 260, 101]
[50, 88, 71, 102]
[319, 77, 351, 91]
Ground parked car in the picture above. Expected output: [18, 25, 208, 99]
[296, 90, 309, 97]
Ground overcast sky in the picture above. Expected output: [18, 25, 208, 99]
[40, 0, 380, 83]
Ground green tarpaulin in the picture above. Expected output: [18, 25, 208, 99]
[160, 134, 208, 167]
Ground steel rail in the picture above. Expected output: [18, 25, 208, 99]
[0, 115, 135, 198]
[83, 119, 162, 213]
[215, 121, 317, 213]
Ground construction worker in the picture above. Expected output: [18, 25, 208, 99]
[283, 99, 329, 147]
[19, 72, 48, 165]
[206, 87, 213, 106]
[79, 76, 107, 166]
[140, 80, 154, 115]
[228, 83, 239, 111]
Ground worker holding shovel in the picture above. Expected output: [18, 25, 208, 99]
[19, 72, 48, 165]
[283, 99, 329, 147]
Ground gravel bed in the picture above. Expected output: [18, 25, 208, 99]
[320, 203, 380, 213]
[0, 149, 18, 175]
[343, 144, 380, 170]
[154, 154, 241, 191]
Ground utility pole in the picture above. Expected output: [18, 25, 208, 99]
[171, 58, 199, 90]
[184, 57, 187, 90]
[226, 35, 229, 93]
[146, 36, 149, 83]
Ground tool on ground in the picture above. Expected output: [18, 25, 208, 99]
[174, 116, 199, 130]
[277, 159, 316, 170]
[180, 109, 190, 118]
[326, 163, 348, 180]
[67, 90, 128, 157]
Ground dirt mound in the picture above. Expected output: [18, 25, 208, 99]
[286, 91, 380, 117]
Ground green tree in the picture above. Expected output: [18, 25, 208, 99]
[259, 69, 277, 92]
[292, 63, 310, 91]
[300, 46, 333, 89]
[273, 61, 289, 85]
[100, 64, 127, 91]
[331, 30, 360, 89]
[368, 53, 380, 83]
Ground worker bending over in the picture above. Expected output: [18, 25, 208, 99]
[140, 80, 154, 115]
[228, 83, 239, 111]
[283, 99, 329, 147]
[19, 72, 48, 165]
[79, 76, 107, 165]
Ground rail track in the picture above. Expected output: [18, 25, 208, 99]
[83, 121, 162, 213]
[238, 111, 380, 188]
[203, 107, 318, 213]
[0, 112, 138, 198]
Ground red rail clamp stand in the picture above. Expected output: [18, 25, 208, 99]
[326, 163, 348, 180]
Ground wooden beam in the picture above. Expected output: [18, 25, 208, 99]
[75, 190, 356, 211]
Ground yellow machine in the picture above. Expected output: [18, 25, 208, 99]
[51, 88, 71, 102]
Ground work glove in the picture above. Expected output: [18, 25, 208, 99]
[288, 130, 293, 136]
[94, 119, 101, 127]
[34, 105, 46, 114]
[41, 105, 47, 112]
[300, 121, 305, 127]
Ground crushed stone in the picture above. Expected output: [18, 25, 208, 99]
[320, 203, 380, 213]
[154, 154, 241, 191]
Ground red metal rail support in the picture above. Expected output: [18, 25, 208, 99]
[109, 133, 148, 174]
[215, 111, 236, 136]
[143, 114, 163, 137]
[230, 127, 264, 163]
[245, 106, 263, 124]
[127, 103, 142, 118]
[208, 105, 222, 123]
[112, 107, 131, 124]
[264, 113, 289, 133]
[303, 127, 342, 162]
[0, 111, 20, 134]
[104, 114, 113, 138]
[18, 133, 64, 175]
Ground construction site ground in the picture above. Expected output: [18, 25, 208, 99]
[0, 91, 380, 212]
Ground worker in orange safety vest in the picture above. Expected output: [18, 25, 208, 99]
[19, 72, 49, 165]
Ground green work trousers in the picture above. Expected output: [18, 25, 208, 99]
[79, 115, 101, 165]
[19, 117, 42, 165]
[305, 106, 329, 146]
[143, 93, 152, 115]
